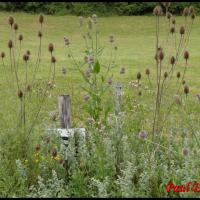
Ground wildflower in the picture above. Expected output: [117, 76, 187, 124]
[182, 80, 186, 85]
[88, 56, 94, 64]
[170, 27, 175, 34]
[39, 14, 44, 24]
[182, 148, 189, 156]
[120, 67, 125, 74]
[183, 7, 189, 17]
[153, 6, 162, 16]
[51, 148, 57, 158]
[184, 85, 189, 95]
[158, 50, 164, 61]
[172, 18, 176, 25]
[189, 6, 194, 15]
[139, 130, 147, 140]
[1, 52, 5, 59]
[26, 50, 31, 56]
[167, 12, 172, 19]
[108, 77, 113, 85]
[92, 14, 97, 23]
[191, 13, 196, 20]
[27, 85, 31, 92]
[8, 40, 13, 49]
[138, 91, 142, 96]
[180, 26, 185, 35]
[8, 16, 14, 26]
[48, 43, 54, 53]
[23, 54, 29, 62]
[54, 155, 61, 161]
[35, 144, 41, 152]
[18, 34, 23, 41]
[64, 37, 70, 46]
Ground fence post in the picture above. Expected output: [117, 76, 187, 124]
[58, 94, 71, 129]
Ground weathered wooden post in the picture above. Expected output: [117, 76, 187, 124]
[58, 94, 71, 129]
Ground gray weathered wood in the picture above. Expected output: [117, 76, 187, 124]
[58, 94, 71, 129]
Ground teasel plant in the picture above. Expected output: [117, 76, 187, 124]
[1, 14, 56, 137]
[64, 14, 117, 125]
[151, 4, 196, 142]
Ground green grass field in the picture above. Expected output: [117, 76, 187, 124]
[0, 11, 200, 197]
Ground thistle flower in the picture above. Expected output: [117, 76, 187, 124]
[182, 148, 189, 156]
[183, 7, 189, 17]
[145, 68, 150, 76]
[177, 72, 181, 79]
[8, 16, 14, 27]
[18, 34, 23, 41]
[184, 51, 189, 61]
[48, 43, 54, 53]
[1, 52, 5, 59]
[17, 90, 23, 99]
[184, 85, 189, 95]
[120, 67, 125, 74]
[8, 40, 13, 49]
[51, 56, 56, 63]
[64, 37, 70, 46]
[153, 6, 162, 16]
[38, 31, 43, 38]
[180, 26, 185, 35]
[13, 23, 18, 31]
[109, 35, 114, 43]
[170, 56, 175, 66]
[137, 72, 142, 80]
[79, 16, 83, 26]
[39, 14, 44, 24]
[138, 130, 147, 140]
[164, 72, 168, 79]
[108, 77, 113, 85]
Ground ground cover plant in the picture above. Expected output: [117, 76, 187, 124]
[0, 3, 200, 198]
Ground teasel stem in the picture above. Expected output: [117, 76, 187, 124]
[12, 48, 20, 91]
[16, 40, 22, 72]
[23, 60, 28, 126]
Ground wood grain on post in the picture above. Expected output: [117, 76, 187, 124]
[58, 94, 71, 129]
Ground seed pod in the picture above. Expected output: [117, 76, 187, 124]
[51, 56, 56, 63]
[137, 72, 142, 80]
[182, 80, 186, 85]
[153, 6, 162, 16]
[13, 23, 18, 31]
[180, 26, 185, 35]
[145, 68, 150, 76]
[170, 56, 175, 66]
[48, 43, 54, 53]
[158, 50, 164, 61]
[17, 90, 23, 99]
[26, 50, 31, 56]
[139, 130, 147, 140]
[183, 7, 189, 17]
[64, 37, 70, 45]
[170, 27, 175, 34]
[184, 51, 189, 61]
[189, 6, 194, 15]
[38, 31, 43, 38]
[1, 52, 5, 59]
[167, 12, 172, 19]
[8, 16, 14, 26]
[8, 40, 13, 49]
[18, 34, 23, 41]
[164, 72, 168, 79]
[184, 85, 189, 95]
[191, 13, 196, 20]
[39, 14, 44, 24]
[23, 54, 29, 62]
[177, 72, 181, 79]
[172, 18, 176, 25]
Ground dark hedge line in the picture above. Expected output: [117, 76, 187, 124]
[0, 2, 199, 16]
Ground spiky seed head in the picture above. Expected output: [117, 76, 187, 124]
[138, 91, 142, 96]
[137, 72, 142, 80]
[172, 18, 176, 25]
[26, 50, 31, 56]
[39, 14, 44, 24]
[191, 13, 196, 20]
[35, 144, 41, 152]
[51, 56, 56, 63]
[162, 2, 171, 8]
[92, 14, 97, 23]
[8, 16, 14, 26]
[120, 67, 125, 74]
[8, 40, 13, 49]
[153, 6, 162, 16]
[182, 148, 189, 156]
[170, 56, 175, 65]
[109, 35, 114, 43]
[158, 50, 164, 61]
[48, 43, 54, 53]
[64, 37, 70, 45]
[23, 54, 29, 62]
[180, 26, 185, 35]
[38, 31, 43, 38]
[183, 7, 189, 17]
[51, 148, 57, 158]
[182, 80, 186, 85]
[139, 130, 147, 140]
[13, 23, 18, 31]
[177, 72, 181, 79]
[167, 12, 172, 19]
[164, 72, 168, 79]
[18, 34, 23, 41]
[145, 68, 150, 76]
[184, 85, 189, 95]
[170, 27, 175, 34]
[83, 94, 90, 101]
[184, 51, 189, 60]
[189, 6, 194, 15]
[1, 52, 5, 59]
[17, 90, 23, 99]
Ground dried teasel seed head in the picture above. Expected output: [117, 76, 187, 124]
[83, 94, 90, 101]
[162, 2, 171, 8]
[138, 91, 142, 96]
[137, 72, 142, 80]
[180, 26, 185, 35]
[35, 144, 41, 152]
[8, 40, 13, 49]
[182, 80, 186, 85]
[191, 13, 196, 20]
[17, 90, 23, 99]
[1, 52, 5, 59]
[189, 6, 194, 15]
[172, 18, 176, 25]
[51, 148, 57, 158]
[145, 68, 150, 76]
[48, 43, 54, 53]
[177, 72, 181, 79]
[23, 54, 29, 62]
[120, 67, 125, 74]
[170, 27, 175, 34]
[18, 34, 23, 41]
[184, 51, 189, 60]
[13, 23, 18, 31]
[39, 14, 44, 24]
[153, 6, 162, 16]
[167, 12, 172, 19]
[92, 14, 97, 23]
[183, 7, 189, 17]
[26, 50, 31, 56]
[64, 37, 70, 45]
[139, 130, 147, 140]
[51, 56, 56, 63]
[182, 148, 189, 156]
[8, 16, 14, 26]
[170, 56, 175, 65]
[184, 85, 189, 95]
[38, 31, 43, 38]
[158, 50, 164, 61]
[164, 72, 168, 79]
